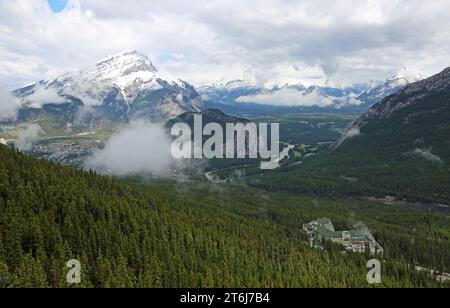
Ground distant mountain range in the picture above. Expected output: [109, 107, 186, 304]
[199, 74, 422, 114]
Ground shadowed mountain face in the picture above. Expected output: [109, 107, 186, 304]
[9, 51, 202, 132]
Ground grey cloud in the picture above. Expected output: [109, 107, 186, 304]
[0, 0, 450, 88]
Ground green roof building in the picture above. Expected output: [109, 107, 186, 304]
[303, 218, 383, 254]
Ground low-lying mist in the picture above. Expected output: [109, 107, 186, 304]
[85, 121, 174, 176]
[16, 124, 43, 151]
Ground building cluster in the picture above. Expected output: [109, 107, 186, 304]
[303, 218, 384, 254]
[31, 140, 104, 167]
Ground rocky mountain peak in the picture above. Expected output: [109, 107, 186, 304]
[94, 50, 158, 79]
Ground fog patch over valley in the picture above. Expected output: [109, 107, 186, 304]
[0, 88, 20, 120]
[15, 124, 43, 151]
[85, 121, 174, 176]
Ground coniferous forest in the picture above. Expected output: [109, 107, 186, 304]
[0, 145, 449, 288]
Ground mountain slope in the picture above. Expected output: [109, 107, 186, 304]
[335, 67, 450, 152]
[256, 67, 450, 203]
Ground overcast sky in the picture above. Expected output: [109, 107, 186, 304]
[0, 0, 449, 89]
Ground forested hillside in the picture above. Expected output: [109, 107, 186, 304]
[0, 145, 447, 288]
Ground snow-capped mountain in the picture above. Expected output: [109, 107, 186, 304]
[14, 51, 202, 124]
[356, 73, 423, 108]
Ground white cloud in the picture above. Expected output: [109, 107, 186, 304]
[0, 0, 450, 89]
[22, 87, 67, 108]
[332, 127, 361, 149]
[344, 128, 361, 139]
[413, 148, 443, 164]
[237, 87, 335, 107]
[15, 124, 43, 151]
[0, 87, 20, 119]
[85, 121, 174, 176]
